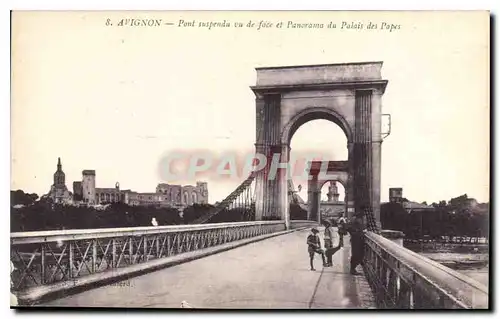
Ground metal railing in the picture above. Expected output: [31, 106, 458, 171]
[10, 221, 286, 291]
[363, 232, 488, 309]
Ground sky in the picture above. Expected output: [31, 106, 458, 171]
[11, 11, 490, 204]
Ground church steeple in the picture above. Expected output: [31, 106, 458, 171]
[54, 157, 65, 186]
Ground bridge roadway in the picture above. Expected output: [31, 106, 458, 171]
[41, 228, 376, 309]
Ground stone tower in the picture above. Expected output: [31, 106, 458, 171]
[389, 187, 403, 203]
[326, 181, 340, 203]
[196, 181, 209, 204]
[82, 170, 96, 204]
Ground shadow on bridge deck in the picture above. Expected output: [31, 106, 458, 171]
[41, 228, 376, 309]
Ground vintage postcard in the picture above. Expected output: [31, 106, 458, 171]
[10, 10, 490, 309]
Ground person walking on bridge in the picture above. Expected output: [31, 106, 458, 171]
[347, 211, 367, 275]
[307, 228, 327, 271]
[323, 220, 341, 267]
[337, 212, 347, 247]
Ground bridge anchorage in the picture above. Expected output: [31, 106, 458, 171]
[11, 62, 488, 309]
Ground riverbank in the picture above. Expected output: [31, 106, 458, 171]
[457, 268, 489, 287]
[405, 242, 488, 254]
[405, 241, 490, 288]
[418, 252, 489, 287]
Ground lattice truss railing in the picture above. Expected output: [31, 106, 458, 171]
[191, 173, 256, 224]
[10, 221, 284, 291]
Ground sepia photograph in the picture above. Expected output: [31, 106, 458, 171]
[9, 10, 490, 310]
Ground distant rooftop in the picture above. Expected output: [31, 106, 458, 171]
[382, 201, 434, 210]
[403, 201, 434, 210]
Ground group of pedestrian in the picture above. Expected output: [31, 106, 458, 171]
[306, 208, 368, 275]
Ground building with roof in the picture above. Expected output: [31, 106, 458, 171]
[46, 158, 72, 204]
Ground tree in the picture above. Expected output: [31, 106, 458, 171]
[11, 190, 38, 206]
[380, 202, 407, 231]
[10, 201, 186, 232]
[183, 204, 214, 223]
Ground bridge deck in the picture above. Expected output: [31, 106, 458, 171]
[41, 228, 376, 309]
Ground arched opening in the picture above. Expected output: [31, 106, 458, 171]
[319, 180, 347, 222]
[285, 111, 349, 222]
[282, 107, 353, 145]
[288, 119, 348, 206]
[320, 181, 346, 202]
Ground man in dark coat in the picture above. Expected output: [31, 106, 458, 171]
[347, 211, 367, 275]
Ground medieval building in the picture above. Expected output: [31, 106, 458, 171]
[46, 158, 72, 204]
[122, 182, 209, 207]
[95, 182, 121, 204]
[156, 181, 209, 206]
[72, 170, 98, 204]
[70, 167, 209, 207]
[73, 170, 120, 205]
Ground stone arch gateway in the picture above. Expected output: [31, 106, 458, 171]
[250, 62, 388, 229]
[307, 161, 350, 223]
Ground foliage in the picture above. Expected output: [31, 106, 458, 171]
[380, 202, 407, 232]
[183, 203, 215, 223]
[380, 194, 489, 241]
[289, 203, 308, 220]
[11, 190, 39, 206]
[208, 206, 255, 223]
[10, 202, 208, 232]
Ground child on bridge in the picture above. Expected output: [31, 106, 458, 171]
[323, 220, 342, 267]
[307, 228, 327, 271]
